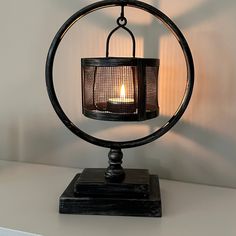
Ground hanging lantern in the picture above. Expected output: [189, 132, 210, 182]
[81, 6, 159, 121]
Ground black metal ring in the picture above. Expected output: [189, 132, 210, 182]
[45, 0, 194, 149]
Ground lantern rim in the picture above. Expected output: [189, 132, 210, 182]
[82, 108, 159, 122]
[81, 57, 160, 67]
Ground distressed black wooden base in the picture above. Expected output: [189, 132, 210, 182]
[74, 168, 150, 198]
[59, 170, 162, 217]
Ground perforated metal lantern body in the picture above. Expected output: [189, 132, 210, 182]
[82, 57, 160, 121]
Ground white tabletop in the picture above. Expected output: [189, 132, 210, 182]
[0, 160, 236, 236]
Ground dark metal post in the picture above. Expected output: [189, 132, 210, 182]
[105, 148, 125, 182]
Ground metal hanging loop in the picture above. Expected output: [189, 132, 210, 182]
[106, 5, 136, 57]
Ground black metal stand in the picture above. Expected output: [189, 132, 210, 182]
[60, 169, 162, 217]
[46, 0, 194, 218]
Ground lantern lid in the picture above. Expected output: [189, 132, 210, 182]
[81, 57, 160, 67]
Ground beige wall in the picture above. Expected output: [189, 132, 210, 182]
[1, 0, 236, 188]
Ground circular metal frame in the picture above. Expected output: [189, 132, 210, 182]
[45, 0, 194, 149]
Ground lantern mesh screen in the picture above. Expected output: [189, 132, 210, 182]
[93, 66, 137, 112]
[146, 66, 159, 113]
[82, 58, 159, 121]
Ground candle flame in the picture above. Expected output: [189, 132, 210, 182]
[120, 84, 126, 99]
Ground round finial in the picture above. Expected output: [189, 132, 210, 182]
[105, 149, 125, 182]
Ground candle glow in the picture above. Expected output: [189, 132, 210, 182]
[107, 83, 135, 113]
[120, 84, 126, 99]
[108, 84, 134, 104]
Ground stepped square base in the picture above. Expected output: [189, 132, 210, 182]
[59, 169, 162, 217]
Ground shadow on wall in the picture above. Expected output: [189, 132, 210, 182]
[172, 0, 236, 29]
[48, 0, 236, 59]
[6, 113, 236, 188]
[50, 0, 236, 35]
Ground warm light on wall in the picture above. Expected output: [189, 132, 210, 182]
[159, 35, 187, 117]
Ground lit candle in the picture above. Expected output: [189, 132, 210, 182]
[107, 84, 135, 113]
